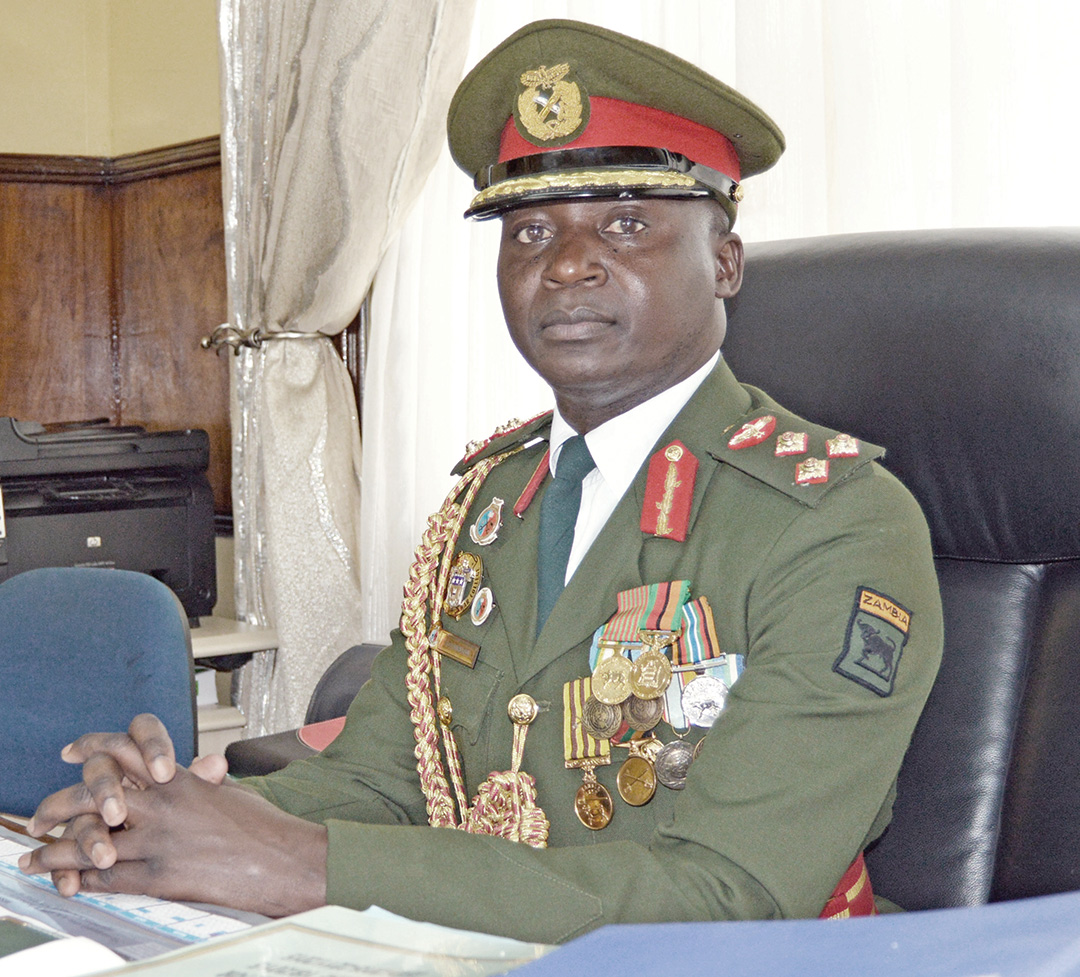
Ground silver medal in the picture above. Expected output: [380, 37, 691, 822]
[681, 675, 729, 728]
[655, 739, 694, 790]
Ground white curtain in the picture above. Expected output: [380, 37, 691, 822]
[358, 0, 1080, 644]
[219, 0, 476, 734]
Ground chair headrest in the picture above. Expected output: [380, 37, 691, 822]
[724, 228, 1080, 562]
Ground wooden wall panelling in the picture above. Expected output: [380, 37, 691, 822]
[0, 140, 232, 513]
[112, 146, 231, 514]
[0, 179, 114, 423]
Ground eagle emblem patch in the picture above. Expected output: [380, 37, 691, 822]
[833, 587, 912, 696]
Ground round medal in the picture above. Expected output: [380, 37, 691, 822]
[629, 648, 673, 700]
[681, 675, 729, 728]
[575, 780, 614, 830]
[655, 739, 694, 790]
[693, 736, 706, 761]
[592, 654, 633, 705]
[623, 694, 663, 732]
[470, 586, 494, 626]
[582, 695, 623, 739]
[616, 755, 657, 807]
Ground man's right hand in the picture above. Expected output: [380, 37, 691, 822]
[25, 713, 228, 895]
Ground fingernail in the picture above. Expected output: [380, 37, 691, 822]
[151, 757, 171, 782]
[24, 817, 37, 835]
[91, 842, 110, 868]
[17, 854, 29, 871]
[102, 797, 123, 825]
[60, 743, 74, 759]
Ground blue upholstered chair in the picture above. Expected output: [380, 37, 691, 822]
[0, 567, 197, 817]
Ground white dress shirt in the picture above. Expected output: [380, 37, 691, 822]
[547, 351, 720, 584]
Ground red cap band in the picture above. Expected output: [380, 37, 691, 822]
[499, 96, 741, 182]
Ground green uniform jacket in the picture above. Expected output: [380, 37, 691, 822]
[244, 359, 943, 943]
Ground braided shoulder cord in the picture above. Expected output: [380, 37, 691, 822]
[400, 447, 523, 828]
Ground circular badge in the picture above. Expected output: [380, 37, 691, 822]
[515, 62, 589, 146]
[622, 694, 663, 732]
[655, 740, 694, 790]
[629, 648, 673, 700]
[582, 695, 623, 739]
[575, 780, 614, 830]
[681, 675, 729, 728]
[592, 654, 633, 705]
[470, 586, 494, 626]
[616, 755, 657, 807]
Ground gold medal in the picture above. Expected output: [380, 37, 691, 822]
[574, 764, 614, 830]
[592, 653, 633, 705]
[615, 738, 658, 807]
[629, 647, 673, 700]
[564, 678, 613, 830]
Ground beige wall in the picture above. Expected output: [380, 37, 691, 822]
[0, 0, 220, 156]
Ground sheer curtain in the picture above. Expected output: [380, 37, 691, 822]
[359, 0, 1080, 644]
[218, 0, 475, 734]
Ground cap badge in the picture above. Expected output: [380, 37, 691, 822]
[516, 63, 587, 144]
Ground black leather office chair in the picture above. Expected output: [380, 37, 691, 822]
[723, 227, 1080, 909]
[225, 643, 383, 776]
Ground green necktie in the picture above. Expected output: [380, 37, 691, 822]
[536, 434, 595, 634]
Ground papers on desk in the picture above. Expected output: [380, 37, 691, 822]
[0, 829, 261, 960]
[1, 822, 551, 977]
[94, 905, 553, 977]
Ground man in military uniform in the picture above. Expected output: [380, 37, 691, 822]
[21, 20, 943, 942]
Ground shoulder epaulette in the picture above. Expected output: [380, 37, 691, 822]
[713, 387, 883, 507]
[451, 410, 553, 476]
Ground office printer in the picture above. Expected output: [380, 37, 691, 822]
[0, 418, 216, 624]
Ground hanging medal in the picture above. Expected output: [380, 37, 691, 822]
[564, 677, 613, 830]
[614, 735, 659, 807]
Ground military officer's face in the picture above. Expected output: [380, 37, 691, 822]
[497, 196, 742, 428]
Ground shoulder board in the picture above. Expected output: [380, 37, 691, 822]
[451, 410, 553, 475]
[711, 386, 884, 507]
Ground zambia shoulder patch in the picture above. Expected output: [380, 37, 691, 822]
[833, 588, 912, 697]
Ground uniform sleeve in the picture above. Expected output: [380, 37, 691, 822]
[241, 631, 429, 828]
[305, 465, 942, 943]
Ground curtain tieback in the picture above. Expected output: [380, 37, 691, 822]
[201, 324, 333, 355]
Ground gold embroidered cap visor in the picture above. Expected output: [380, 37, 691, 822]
[447, 19, 785, 221]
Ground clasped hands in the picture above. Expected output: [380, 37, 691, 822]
[18, 714, 327, 917]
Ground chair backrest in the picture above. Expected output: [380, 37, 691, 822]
[724, 227, 1080, 909]
[0, 567, 196, 816]
[304, 643, 384, 724]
